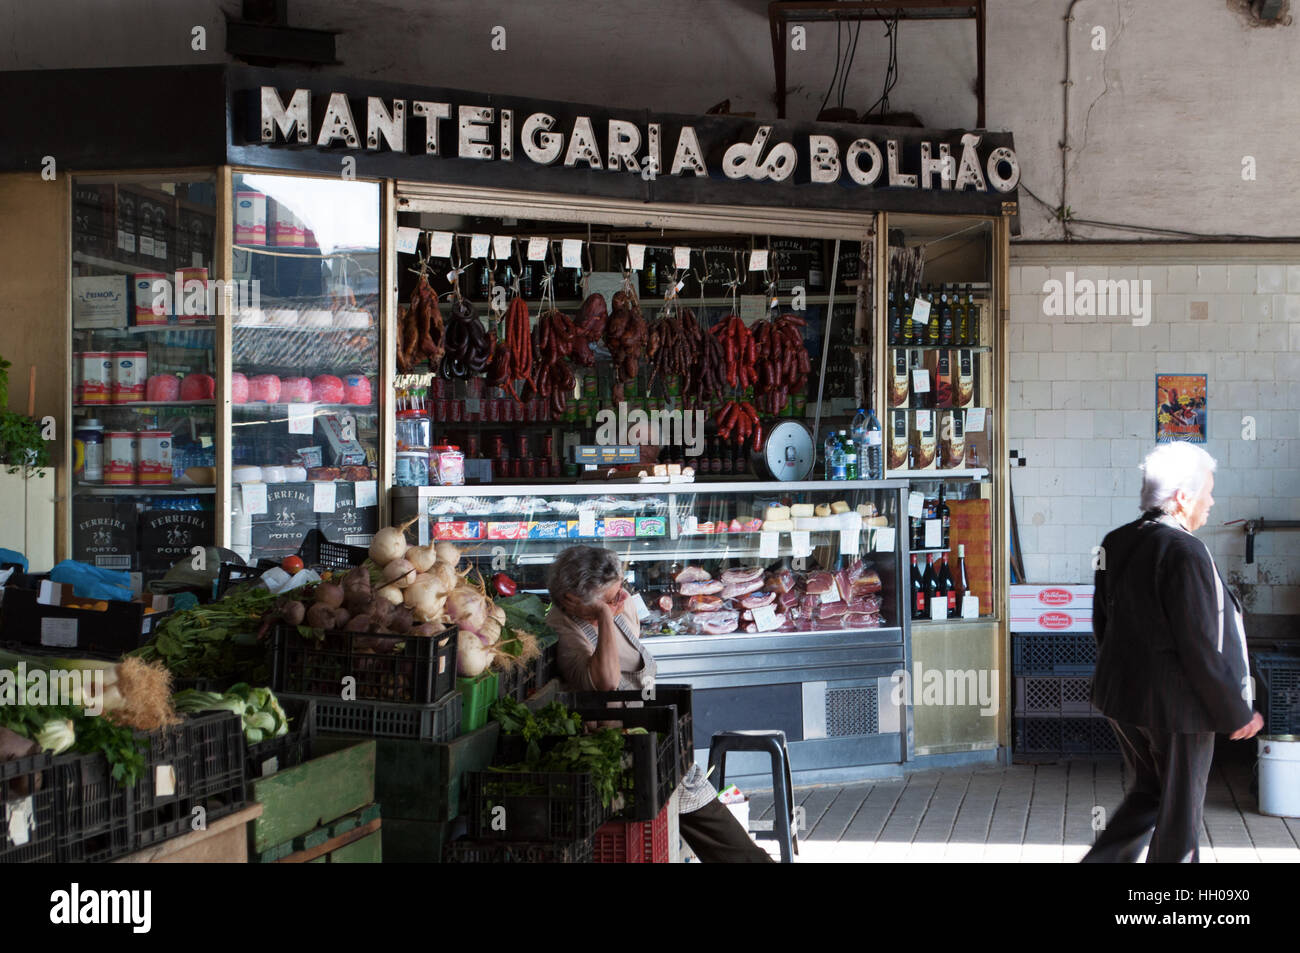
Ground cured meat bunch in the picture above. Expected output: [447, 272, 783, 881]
[686, 325, 727, 405]
[531, 310, 580, 416]
[754, 313, 811, 416]
[716, 399, 763, 450]
[442, 298, 492, 378]
[604, 290, 648, 389]
[486, 295, 535, 401]
[719, 566, 764, 600]
[646, 307, 699, 396]
[711, 314, 757, 389]
[397, 269, 446, 373]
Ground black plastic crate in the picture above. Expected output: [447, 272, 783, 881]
[1254, 651, 1300, 735]
[54, 751, 133, 863]
[444, 837, 593, 863]
[466, 770, 608, 843]
[272, 624, 457, 705]
[297, 529, 369, 571]
[1013, 716, 1120, 762]
[291, 689, 461, 742]
[132, 720, 193, 848]
[0, 585, 172, 656]
[1012, 632, 1097, 675]
[181, 710, 246, 805]
[0, 752, 58, 864]
[1014, 675, 1096, 716]
[215, 560, 276, 598]
[572, 705, 680, 823]
[498, 662, 537, 703]
[569, 684, 694, 778]
[246, 696, 316, 779]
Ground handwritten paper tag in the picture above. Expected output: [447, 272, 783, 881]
[241, 482, 268, 515]
[470, 234, 491, 258]
[627, 244, 646, 269]
[748, 249, 768, 271]
[912, 369, 930, 393]
[578, 507, 597, 537]
[356, 481, 378, 508]
[288, 403, 314, 434]
[753, 604, 780, 631]
[840, 527, 860, 556]
[313, 482, 337, 513]
[562, 239, 583, 269]
[908, 491, 925, 519]
[966, 407, 986, 432]
[930, 598, 946, 621]
[631, 593, 651, 621]
[492, 235, 513, 259]
[673, 246, 691, 269]
[912, 298, 932, 325]
[874, 526, 896, 552]
[924, 519, 942, 549]
[429, 231, 454, 257]
[759, 531, 779, 559]
[395, 226, 421, 254]
[962, 595, 980, 619]
[527, 237, 548, 261]
[791, 530, 812, 557]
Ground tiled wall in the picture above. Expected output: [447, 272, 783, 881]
[1007, 254, 1300, 626]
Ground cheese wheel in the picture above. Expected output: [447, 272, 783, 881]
[790, 504, 815, 518]
[763, 519, 795, 532]
[831, 501, 850, 514]
[763, 505, 791, 522]
[815, 503, 831, 517]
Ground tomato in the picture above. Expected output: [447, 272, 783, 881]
[282, 555, 305, 573]
[492, 573, 518, 597]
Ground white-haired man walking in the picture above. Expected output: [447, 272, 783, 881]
[1083, 442, 1263, 863]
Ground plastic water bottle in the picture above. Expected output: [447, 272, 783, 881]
[850, 408, 869, 480]
[865, 408, 883, 479]
[824, 431, 841, 480]
[834, 430, 850, 481]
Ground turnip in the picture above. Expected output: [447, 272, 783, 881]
[444, 586, 489, 634]
[405, 544, 439, 573]
[280, 600, 306, 626]
[369, 517, 419, 565]
[409, 622, 440, 638]
[405, 576, 450, 623]
[457, 628, 493, 677]
[376, 584, 404, 606]
[345, 615, 371, 632]
[381, 558, 418, 589]
[332, 607, 352, 630]
[427, 561, 458, 597]
[434, 542, 461, 567]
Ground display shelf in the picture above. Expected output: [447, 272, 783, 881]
[417, 478, 906, 497]
[887, 344, 991, 352]
[232, 323, 376, 333]
[74, 400, 216, 408]
[910, 617, 991, 627]
[73, 251, 163, 275]
[887, 468, 988, 480]
[73, 485, 217, 496]
[72, 323, 218, 334]
[231, 402, 377, 413]
[643, 624, 904, 642]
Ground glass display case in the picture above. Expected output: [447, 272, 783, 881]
[227, 173, 382, 562]
[70, 174, 218, 580]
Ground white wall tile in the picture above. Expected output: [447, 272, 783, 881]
[1229, 265, 1257, 293]
[1243, 295, 1273, 323]
[1289, 381, 1300, 410]
[1066, 524, 1102, 558]
[1137, 324, 1169, 352]
[1064, 469, 1096, 496]
[1010, 352, 1037, 381]
[1023, 437, 1055, 466]
[1230, 439, 1260, 468]
[1229, 323, 1258, 352]
[1258, 438, 1287, 467]
[1196, 265, 1229, 292]
[1123, 408, 1150, 437]
[1126, 352, 1156, 379]
[1096, 352, 1125, 380]
[1228, 380, 1260, 409]
[1211, 295, 1243, 323]
[1245, 468, 1275, 498]
[1038, 466, 1065, 495]
[1010, 294, 1039, 325]
[1138, 266, 1168, 293]
[1257, 322, 1286, 351]
[1052, 497, 1083, 524]
[1214, 351, 1246, 380]
[1109, 437, 1140, 467]
[1022, 555, 1051, 582]
[1008, 409, 1035, 439]
[1064, 410, 1095, 438]
[1020, 266, 1049, 294]
[1081, 383, 1109, 410]
[1063, 352, 1099, 381]
[1021, 381, 1052, 410]
[1022, 324, 1052, 352]
[1036, 523, 1064, 553]
[1197, 323, 1229, 352]
[1167, 265, 1197, 292]
[1284, 294, 1300, 322]
[1110, 324, 1138, 352]
[1006, 324, 1025, 354]
[1052, 324, 1082, 352]
[1093, 410, 1125, 439]
[1257, 379, 1285, 406]
[1258, 265, 1285, 293]
[1288, 265, 1300, 292]
[1156, 293, 1187, 324]
[1011, 465, 1037, 498]
[1007, 267, 1023, 294]
[1052, 380, 1082, 409]
[1038, 353, 1067, 380]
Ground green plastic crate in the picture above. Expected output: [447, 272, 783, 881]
[458, 673, 499, 734]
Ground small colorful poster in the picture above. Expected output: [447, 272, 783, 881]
[1156, 374, 1207, 443]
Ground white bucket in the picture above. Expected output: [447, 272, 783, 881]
[1257, 735, 1300, 818]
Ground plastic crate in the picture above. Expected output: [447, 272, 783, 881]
[497, 662, 536, 703]
[1254, 651, 1300, 735]
[443, 837, 593, 863]
[272, 624, 457, 705]
[0, 752, 58, 864]
[569, 683, 695, 778]
[459, 673, 499, 733]
[182, 710, 247, 805]
[465, 769, 608, 843]
[134, 712, 247, 849]
[573, 704, 679, 822]
[246, 696, 316, 779]
[53, 751, 133, 863]
[297, 528, 369, 571]
[293, 689, 461, 742]
[593, 798, 671, 863]
[1011, 632, 1097, 675]
[1013, 716, 1119, 761]
[1014, 675, 1096, 716]
[0, 585, 172, 656]
[215, 560, 276, 598]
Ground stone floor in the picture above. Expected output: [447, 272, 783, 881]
[744, 754, 1300, 862]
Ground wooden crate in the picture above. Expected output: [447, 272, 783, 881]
[112, 805, 262, 863]
[253, 804, 383, 863]
[248, 740, 375, 856]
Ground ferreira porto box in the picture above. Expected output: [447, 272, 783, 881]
[140, 508, 215, 575]
[889, 349, 910, 408]
[318, 482, 378, 546]
[251, 483, 315, 557]
[73, 501, 138, 571]
[888, 409, 910, 471]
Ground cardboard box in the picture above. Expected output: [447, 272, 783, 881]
[251, 483, 315, 556]
[318, 482, 378, 546]
[955, 348, 976, 408]
[72, 500, 138, 571]
[526, 521, 569, 539]
[135, 188, 174, 267]
[176, 204, 216, 272]
[889, 349, 910, 408]
[317, 415, 368, 468]
[432, 519, 485, 541]
[1009, 585, 1095, 632]
[635, 517, 667, 537]
[72, 275, 129, 329]
[72, 184, 116, 258]
[888, 409, 909, 471]
[940, 409, 965, 469]
[604, 517, 635, 537]
[909, 409, 937, 470]
[140, 508, 214, 575]
[487, 521, 529, 540]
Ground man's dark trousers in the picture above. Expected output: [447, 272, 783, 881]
[1082, 719, 1216, 863]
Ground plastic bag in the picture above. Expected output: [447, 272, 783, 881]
[49, 560, 133, 602]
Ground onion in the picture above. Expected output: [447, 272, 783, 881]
[444, 586, 489, 633]
[404, 576, 448, 623]
[434, 542, 461, 567]
[381, 558, 417, 589]
[406, 544, 439, 573]
[376, 584, 405, 606]
[369, 517, 418, 566]
[457, 628, 493, 677]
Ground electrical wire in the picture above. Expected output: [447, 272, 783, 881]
[838, 18, 863, 109]
[818, 20, 845, 118]
[863, 12, 901, 121]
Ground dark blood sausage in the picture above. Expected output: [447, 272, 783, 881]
[679, 579, 724, 596]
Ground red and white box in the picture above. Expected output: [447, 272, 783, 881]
[235, 191, 267, 245]
[1009, 584, 1094, 632]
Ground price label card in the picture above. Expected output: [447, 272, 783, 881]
[819, 587, 841, 605]
[395, 226, 421, 254]
[261, 757, 280, 778]
[627, 243, 646, 269]
[759, 531, 780, 559]
[840, 527, 860, 556]
[356, 480, 378, 508]
[155, 764, 176, 798]
[791, 530, 812, 557]
[578, 507, 597, 537]
[962, 595, 980, 619]
[912, 298, 932, 324]
[912, 369, 931, 393]
[287, 403, 314, 435]
[924, 518, 942, 549]
[40, 618, 78, 649]
[6, 796, 34, 847]
[562, 238, 583, 268]
[753, 604, 780, 631]
[37, 580, 61, 605]
[683, 514, 699, 535]
[492, 235, 513, 259]
[874, 526, 896, 552]
[192, 251, 204, 269]
[429, 231, 454, 257]
[966, 407, 986, 432]
[527, 237, 548, 261]
[916, 410, 932, 431]
[471, 234, 491, 258]
[631, 592, 651, 621]
[748, 249, 768, 271]
[739, 294, 767, 326]
[908, 491, 925, 519]
[673, 246, 691, 269]
[930, 599, 947, 621]
[241, 482, 268, 516]
[313, 481, 337, 513]
[140, 234, 155, 257]
[154, 239, 167, 260]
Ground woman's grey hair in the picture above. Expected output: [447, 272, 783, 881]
[1140, 442, 1216, 513]
[549, 546, 623, 606]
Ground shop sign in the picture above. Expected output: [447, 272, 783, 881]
[254, 86, 1019, 194]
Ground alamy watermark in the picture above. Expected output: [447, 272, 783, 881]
[890, 662, 999, 716]
[148, 274, 261, 317]
[595, 401, 706, 457]
[0, 664, 105, 716]
[1041, 271, 1152, 326]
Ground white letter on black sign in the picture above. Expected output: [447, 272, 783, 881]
[317, 93, 360, 148]
[846, 139, 883, 185]
[670, 127, 707, 176]
[564, 116, 604, 169]
[412, 102, 451, 155]
[808, 134, 840, 183]
[956, 133, 987, 191]
[261, 87, 311, 144]
[522, 113, 563, 165]
[986, 147, 1020, 192]
[607, 120, 642, 172]
[886, 140, 917, 188]
[366, 98, 406, 152]
[459, 106, 495, 160]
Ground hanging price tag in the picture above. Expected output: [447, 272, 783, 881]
[912, 298, 932, 324]
[471, 234, 491, 258]
[748, 249, 768, 271]
[631, 592, 651, 621]
[874, 526, 896, 552]
[673, 246, 691, 269]
[966, 407, 986, 432]
[562, 239, 583, 269]
[753, 604, 780, 631]
[287, 403, 314, 435]
[791, 530, 812, 557]
[759, 531, 779, 559]
[739, 295, 767, 326]
[155, 764, 176, 798]
[930, 598, 946, 621]
[465, 396, 481, 415]
[313, 482, 337, 513]
[356, 480, 378, 508]
[241, 482, 268, 516]
[916, 409, 932, 430]
[840, 527, 860, 556]
[912, 369, 931, 393]
[627, 244, 646, 269]
[578, 507, 597, 537]
[429, 231, 454, 257]
[683, 514, 699, 535]
[492, 235, 513, 259]
[6, 796, 34, 847]
[924, 519, 942, 549]
[395, 226, 421, 254]
[527, 237, 548, 260]
[908, 491, 925, 519]
[962, 595, 980, 619]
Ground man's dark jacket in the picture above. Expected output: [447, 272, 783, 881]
[1092, 511, 1253, 734]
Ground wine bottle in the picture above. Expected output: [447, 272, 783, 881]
[911, 554, 926, 619]
[921, 554, 937, 618]
[938, 486, 951, 549]
[941, 555, 957, 618]
[934, 554, 950, 619]
[954, 543, 970, 616]
[888, 289, 900, 346]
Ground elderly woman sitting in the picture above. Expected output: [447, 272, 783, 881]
[546, 545, 655, 693]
